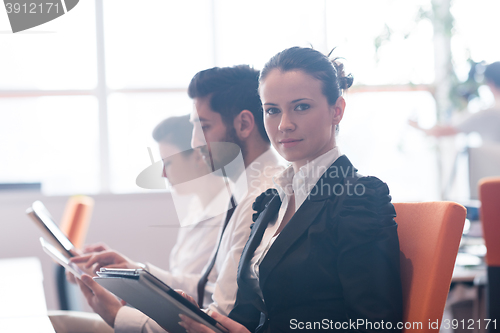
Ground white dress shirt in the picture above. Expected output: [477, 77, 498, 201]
[114, 148, 284, 333]
[206, 148, 284, 315]
[250, 147, 342, 280]
[456, 107, 500, 143]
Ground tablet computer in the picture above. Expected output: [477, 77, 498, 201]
[27, 200, 77, 258]
[95, 268, 228, 333]
[40, 237, 84, 279]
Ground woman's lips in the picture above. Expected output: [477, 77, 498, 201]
[279, 139, 302, 148]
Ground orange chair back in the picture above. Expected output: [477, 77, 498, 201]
[394, 202, 466, 332]
[479, 177, 500, 266]
[60, 195, 94, 249]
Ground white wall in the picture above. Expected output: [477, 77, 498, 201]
[0, 191, 180, 311]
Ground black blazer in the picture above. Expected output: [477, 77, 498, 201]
[228, 155, 403, 332]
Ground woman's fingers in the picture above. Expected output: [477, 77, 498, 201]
[66, 270, 77, 284]
[179, 314, 215, 333]
[210, 312, 250, 333]
[175, 289, 198, 307]
[69, 253, 93, 263]
[70, 251, 113, 268]
[83, 251, 123, 269]
[104, 263, 131, 269]
[76, 274, 94, 299]
[70, 250, 134, 275]
[83, 243, 109, 254]
[178, 312, 250, 333]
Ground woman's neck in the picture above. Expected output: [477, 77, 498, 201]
[291, 143, 336, 174]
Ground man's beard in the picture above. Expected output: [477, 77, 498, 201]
[201, 127, 246, 180]
[223, 126, 245, 158]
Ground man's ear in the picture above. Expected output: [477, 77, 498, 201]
[331, 96, 346, 125]
[233, 110, 255, 140]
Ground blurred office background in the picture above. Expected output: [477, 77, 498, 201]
[0, 0, 498, 311]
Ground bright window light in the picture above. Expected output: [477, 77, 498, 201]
[103, 0, 214, 89]
[0, 96, 100, 195]
[107, 92, 192, 193]
[0, 0, 97, 89]
[1, 0, 499, 199]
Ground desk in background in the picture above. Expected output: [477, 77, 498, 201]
[0, 257, 55, 332]
[448, 221, 487, 333]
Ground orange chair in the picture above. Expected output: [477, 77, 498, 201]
[479, 177, 500, 328]
[394, 202, 466, 332]
[60, 195, 94, 250]
[56, 195, 94, 310]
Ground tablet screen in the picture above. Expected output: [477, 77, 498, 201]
[27, 201, 75, 257]
[40, 237, 84, 279]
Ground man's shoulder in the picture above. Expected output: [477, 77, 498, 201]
[462, 107, 500, 122]
[231, 168, 282, 225]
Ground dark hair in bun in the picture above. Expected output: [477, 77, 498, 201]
[260, 46, 353, 105]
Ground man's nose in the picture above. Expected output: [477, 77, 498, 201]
[162, 163, 168, 179]
[191, 124, 206, 149]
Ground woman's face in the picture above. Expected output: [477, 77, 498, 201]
[260, 69, 345, 170]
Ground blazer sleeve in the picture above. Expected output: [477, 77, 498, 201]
[228, 287, 263, 332]
[335, 176, 403, 332]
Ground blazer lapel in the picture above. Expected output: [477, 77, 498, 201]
[258, 155, 357, 288]
[237, 193, 281, 283]
[234, 193, 281, 314]
[258, 200, 327, 288]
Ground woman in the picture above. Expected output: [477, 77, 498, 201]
[180, 47, 403, 332]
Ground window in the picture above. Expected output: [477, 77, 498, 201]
[107, 93, 192, 193]
[1, 0, 499, 200]
[339, 90, 439, 201]
[0, 96, 100, 195]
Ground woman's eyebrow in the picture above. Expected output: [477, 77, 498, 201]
[264, 98, 312, 106]
[291, 98, 312, 103]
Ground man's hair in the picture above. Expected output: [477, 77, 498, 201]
[152, 115, 193, 152]
[188, 65, 269, 143]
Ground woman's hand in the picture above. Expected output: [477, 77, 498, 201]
[76, 274, 125, 328]
[66, 243, 113, 284]
[178, 311, 250, 333]
[82, 242, 110, 254]
[408, 119, 422, 131]
[175, 289, 198, 307]
[69, 250, 144, 274]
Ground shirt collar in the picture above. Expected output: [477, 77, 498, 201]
[273, 147, 342, 209]
[230, 148, 282, 204]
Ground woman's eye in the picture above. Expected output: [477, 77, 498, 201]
[265, 108, 280, 115]
[201, 125, 209, 131]
[295, 104, 310, 111]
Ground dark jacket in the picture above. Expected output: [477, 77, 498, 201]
[228, 155, 403, 332]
